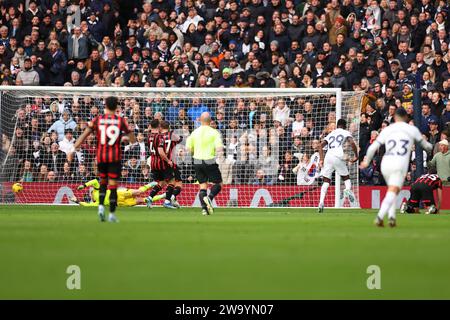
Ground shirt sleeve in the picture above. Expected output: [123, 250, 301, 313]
[375, 128, 387, 145]
[413, 126, 433, 152]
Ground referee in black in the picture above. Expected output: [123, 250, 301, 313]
[186, 112, 224, 215]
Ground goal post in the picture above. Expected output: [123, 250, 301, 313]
[0, 86, 364, 208]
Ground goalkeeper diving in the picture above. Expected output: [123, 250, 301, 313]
[70, 179, 165, 207]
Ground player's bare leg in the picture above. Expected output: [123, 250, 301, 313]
[318, 177, 331, 213]
[108, 179, 119, 223]
[376, 186, 400, 227]
[98, 176, 108, 222]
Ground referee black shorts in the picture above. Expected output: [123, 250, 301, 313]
[194, 160, 222, 184]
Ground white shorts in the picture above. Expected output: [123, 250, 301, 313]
[320, 155, 349, 179]
[381, 160, 407, 188]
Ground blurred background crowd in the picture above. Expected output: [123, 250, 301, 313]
[0, 0, 449, 186]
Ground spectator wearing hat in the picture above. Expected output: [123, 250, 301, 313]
[87, 10, 105, 43]
[25, 1, 43, 25]
[365, 66, 380, 87]
[400, 83, 414, 109]
[429, 139, 450, 185]
[16, 57, 39, 85]
[255, 70, 275, 88]
[428, 119, 441, 147]
[326, 13, 347, 46]
[389, 59, 402, 79]
[181, 7, 204, 33]
[214, 67, 236, 87]
[227, 56, 244, 74]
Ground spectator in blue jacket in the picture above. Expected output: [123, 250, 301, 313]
[47, 110, 77, 141]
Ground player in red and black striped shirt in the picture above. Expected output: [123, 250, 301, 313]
[146, 119, 165, 208]
[74, 96, 135, 222]
[401, 172, 443, 214]
[148, 119, 166, 173]
[146, 120, 183, 209]
[157, 121, 183, 209]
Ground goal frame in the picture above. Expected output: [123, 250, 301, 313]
[0, 86, 355, 208]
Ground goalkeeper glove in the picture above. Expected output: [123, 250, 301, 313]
[77, 184, 86, 190]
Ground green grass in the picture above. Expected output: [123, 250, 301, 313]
[0, 205, 449, 299]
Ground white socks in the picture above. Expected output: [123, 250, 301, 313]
[319, 182, 329, 205]
[388, 201, 396, 220]
[378, 191, 397, 220]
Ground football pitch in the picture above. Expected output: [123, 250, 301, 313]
[0, 205, 449, 300]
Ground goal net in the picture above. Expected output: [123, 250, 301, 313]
[0, 87, 364, 208]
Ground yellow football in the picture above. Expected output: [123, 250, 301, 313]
[12, 183, 23, 193]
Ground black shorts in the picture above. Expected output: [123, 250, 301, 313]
[194, 161, 222, 184]
[98, 162, 121, 180]
[409, 183, 435, 207]
[152, 169, 174, 182]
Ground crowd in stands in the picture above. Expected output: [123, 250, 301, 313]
[0, 0, 449, 186]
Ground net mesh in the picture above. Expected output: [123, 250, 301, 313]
[0, 87, 363, 208]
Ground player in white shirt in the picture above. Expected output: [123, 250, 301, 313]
[317, 119, 358, 212]
[360, 108, 432, 227]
